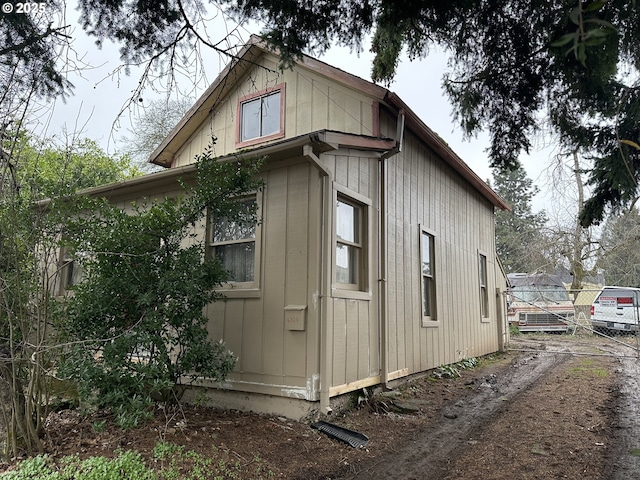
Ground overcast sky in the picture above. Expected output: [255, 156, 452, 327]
[40, 6, 555, 213]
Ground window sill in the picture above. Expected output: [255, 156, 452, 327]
[236, 131, 285, 149]
[480, 316, 491, 323]
[331, 287, 372, 301]
[215, 287, 261, 299]
[421, 319, 440, 328]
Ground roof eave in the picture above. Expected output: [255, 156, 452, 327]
[74, 131, 393, 201]
[148, 40, 265, 168]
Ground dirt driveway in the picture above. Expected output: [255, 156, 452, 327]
[341, 334, 638, 480]
[5, 333, 640, 479]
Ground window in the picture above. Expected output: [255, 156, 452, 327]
[210, 197, 258, 284]
[58, 247, 83, 294]
[421, 230, 436, 321]
[479, 253, 489, 318]
[237, 85, 285, 146]
[336, 196, 364, 288]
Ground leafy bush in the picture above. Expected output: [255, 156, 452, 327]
[0, 456, 62, 480]
[1, 442, 276, 480]
[0, 452, 156, 480]
[432, 357, 479, 379]
[57, 143, 263, 421]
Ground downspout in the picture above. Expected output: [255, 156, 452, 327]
[379, 111, 404, 387]
[303, 145, 332, 414]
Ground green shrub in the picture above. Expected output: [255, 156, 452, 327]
[0, 451, 156, 480]
[0, 456, 63, 480]
[57, 146, 262, 420]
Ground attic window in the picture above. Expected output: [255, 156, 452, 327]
[237, 84, 285, 147]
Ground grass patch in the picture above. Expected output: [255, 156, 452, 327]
[509, 323, 521, 336]
[1, 441, 275, 480]
[569, 358, 608, 378]
[151, 441, 274, 480]
[0, 451, 155, 480]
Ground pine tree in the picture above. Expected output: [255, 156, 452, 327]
[492, 164, 549, 274]
[598, 209, 640, 287]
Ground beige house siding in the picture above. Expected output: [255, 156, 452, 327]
[171, 54, 376, 168]
[323, 150, 381, 393]
[74, 41, 508, 418]
[381, 112, 500, 379]
[204, 160, 324, 399]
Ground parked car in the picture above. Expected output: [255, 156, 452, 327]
[590, 286, 640, 334]
[507, 273, 575, 333]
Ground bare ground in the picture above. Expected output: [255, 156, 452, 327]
[2, 333, 639, 479]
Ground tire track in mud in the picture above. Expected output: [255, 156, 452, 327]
[550, 336, 640, 480]
[602, 345, 640, 480]
[341, 351, 570, 480]
[507, 336, 640, 480]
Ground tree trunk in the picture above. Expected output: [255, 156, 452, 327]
[0, 346, 42, 460]
[571, 150, 586, 292]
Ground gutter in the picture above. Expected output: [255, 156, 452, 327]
[378, 111, 404, 388]
[302, 143, 333, 414]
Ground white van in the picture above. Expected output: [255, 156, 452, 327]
[507, 273, 575, 333]
[590, 286, 640, 333]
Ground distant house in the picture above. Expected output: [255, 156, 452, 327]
[76, 36, 510, 418]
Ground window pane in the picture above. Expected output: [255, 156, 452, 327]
[213, 199, 257, 243]
[421, 232, 435, 318]
[421, 233, 432, 276]
[216, 243, 255, 282]
[241, 98, 261, 141]
[336, 243, 357, 284]
[68, 261, 83, 287]
[213, 218, 256, 243]
[261, 92, 281, 137]
[479, 254, 488, 317]
[479, 255, 487, 286]
[337, 200, 358, 243]
[423, 276, 432, 317]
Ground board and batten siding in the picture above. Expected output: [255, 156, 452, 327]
[382, 113, 500, 379]
[170, 54, 376, 168]
[322, 150, 381, 395]
[204, 161, 324, 398]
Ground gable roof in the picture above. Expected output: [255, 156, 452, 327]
[148, 35, 509, 211]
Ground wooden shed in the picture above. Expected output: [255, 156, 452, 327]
[95, 36, 510, 418]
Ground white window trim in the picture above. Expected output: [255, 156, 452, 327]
[331, 184, 372, 301]
[208, 192, 263, 298]
[420, 225, 439, 327]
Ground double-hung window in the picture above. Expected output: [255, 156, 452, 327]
[237, 85, 285, 147]
[334, 189, 374, 297]
[479, 253, 489, 318]
[210, 197, 259, 285]
[421, 229, 437, 323]
[336, 197, 363, 287]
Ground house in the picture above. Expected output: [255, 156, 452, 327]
[80, 36, 510, 419]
